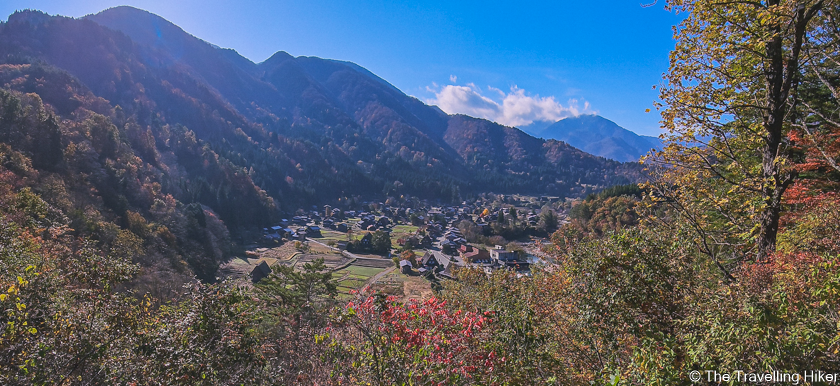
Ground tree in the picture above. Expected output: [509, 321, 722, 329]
[256, 258, 338, 325]
[327, 294, 495, 385]
[371, 230, 392, 255]
[788, 4, 840, 191]
[654, 0, 827, 261]
[400, 250, 418, 267]
[539, 205, 559, 233]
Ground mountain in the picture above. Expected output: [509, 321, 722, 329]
[521, 115, 662, 162]
[0, 8, 641, 253]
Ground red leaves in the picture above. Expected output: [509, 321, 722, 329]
[341, 291, 497, 381]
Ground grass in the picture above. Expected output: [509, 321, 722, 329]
[307, 243, 336, 254]
[331, 264, 387, 293]
[319, 229, 372, 243]
[337, 279, 366, 288]
[391, 224, 419, 234]
[319, 230, 349, 241]
[338, 265, 385, 278]
[390, 224, 420, 249]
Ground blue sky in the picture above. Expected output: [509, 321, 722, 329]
[1, 1, 682, 136]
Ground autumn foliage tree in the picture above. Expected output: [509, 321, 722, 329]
[652, 0, 828, 262]
[325, 293, 497, 385]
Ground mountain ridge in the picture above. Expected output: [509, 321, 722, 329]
[0, 8, 642, 225]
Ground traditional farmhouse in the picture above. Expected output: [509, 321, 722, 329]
[360, 232, 373, 248]
[420, 251, 465, 278]
[306, 225, 322, 237]
[250, 261, 272, 283]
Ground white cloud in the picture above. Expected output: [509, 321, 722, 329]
[425, 81, 593, 127]
[449, 74, 457, 83]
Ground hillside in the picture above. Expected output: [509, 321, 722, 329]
[85, 6, 638, 187]
[0, 8, 641, 276]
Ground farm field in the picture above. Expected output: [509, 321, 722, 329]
[333, 264, 388, 299]
[306, 242, 335, 254]
[294, 253, 350, 269]
[319, 230, 349, 242]
[227, 243, 429, 302]
[367, 269, 434, 302]
[391, 224, 418, 234]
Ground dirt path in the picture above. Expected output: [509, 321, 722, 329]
[366, 266, 396, 286]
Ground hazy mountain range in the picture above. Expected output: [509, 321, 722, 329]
[520, 115, 662, 162]
[0, 7, 642, 234]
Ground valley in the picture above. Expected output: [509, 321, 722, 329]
[3, 2, 832, 385]
[223, 193, 565, 299]
[0, 7, 642, 286]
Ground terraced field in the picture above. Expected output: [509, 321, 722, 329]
[352, 258, 394, 269]
[333, 264, 388, 298]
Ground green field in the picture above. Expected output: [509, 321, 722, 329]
[391, 224, 419, 234]
[338, 265, 385, 277]
[319, 230, 349, 241]
[337, 278, 366, 289]
[333, 264, 386, 296]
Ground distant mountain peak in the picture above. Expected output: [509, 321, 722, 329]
[259, 51, 295, 68]
[86, 6, 213, 55]
[7, 9, 55, 25]
[90, 6, 175, 30]
[520, 114, 662, 162]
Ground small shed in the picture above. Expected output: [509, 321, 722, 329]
[399, 259, 413, 274]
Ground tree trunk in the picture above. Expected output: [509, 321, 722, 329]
[756, 0, 786, 261]
[756, 188, 782, 260]
[755, 1, 821, 260]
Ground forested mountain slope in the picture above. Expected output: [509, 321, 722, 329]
[0, 8, 641, 280]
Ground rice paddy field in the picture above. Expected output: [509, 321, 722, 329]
[333, 264, 388, 299]
[319, 230, 350, 242]
[233, 242, 430, 301]
[294, 253, 350, 269]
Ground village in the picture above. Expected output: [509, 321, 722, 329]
[222, 194, 568, 300]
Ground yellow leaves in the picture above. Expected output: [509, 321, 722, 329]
[0, 294, 5, 301]
[315, 333, 330, 344]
